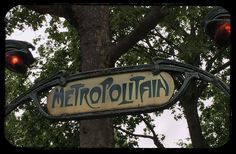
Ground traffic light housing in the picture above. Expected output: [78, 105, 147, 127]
[204, 7, 231, 48]
[5, 39, 36, 74]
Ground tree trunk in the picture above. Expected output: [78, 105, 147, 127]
[180, 82, 209, 148]
[24, 5, 168, 148]
[72, 6, 114, 148]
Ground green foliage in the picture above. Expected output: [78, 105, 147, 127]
[5, 5, 46, 36]
[5, 69, 28, 102]
[113, 115, 141, 148]
[200, 87, 231, 147]
[110, 6, 149, 42]
[5, 103, 80, 148]
[5, 5, 230, 148]
[5, 5, 81, 148]
[176, 138, 192, 148]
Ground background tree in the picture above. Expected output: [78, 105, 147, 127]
[5, 5, 230, 148]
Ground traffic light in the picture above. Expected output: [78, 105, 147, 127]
[204, 7, 231, 48]
[5, 39, 36, 74]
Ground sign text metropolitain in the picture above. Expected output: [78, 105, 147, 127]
[47, 71, 174, 116]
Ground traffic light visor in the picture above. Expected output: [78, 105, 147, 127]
[5, 39, 36, 74]
[204, 7, 230, 38]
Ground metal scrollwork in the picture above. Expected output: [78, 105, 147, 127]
[5, 58, 230, 120]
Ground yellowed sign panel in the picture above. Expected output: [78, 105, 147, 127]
[47, 71, 174, 116]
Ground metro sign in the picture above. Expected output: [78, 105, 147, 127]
[5, 58, 229, 120]
[47, 71, 174, 117]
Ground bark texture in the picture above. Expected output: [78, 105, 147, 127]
[24, 5, 168, 148]
[71, 6, 114, 148]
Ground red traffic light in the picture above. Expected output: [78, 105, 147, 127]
[214, 22, 231, 48]
[215, 22, 231, 38]
[218, 22, 231, 34]
[7, 55, 23, 65]
[204, 7, 231, 48]
[5, 53, 28, 74]
[5, 39, 35, 75]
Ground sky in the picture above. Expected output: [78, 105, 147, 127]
[5, 5, 230, 148]
[6, 19, 194, 148]
[135, 110, 191, 147]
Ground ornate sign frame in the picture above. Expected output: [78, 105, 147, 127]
[5, 58, 230, 120]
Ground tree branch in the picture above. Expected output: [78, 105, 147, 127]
[138, 115, 156, 137]
[205, 51, 222, 72]
[196, 61, 230, 102]
[144, 36, 180, 58]
[210, 61, 230, 74]
[153, 29, 183, 53]
[132, 46, 155, 61]
[190, 19, 196, 37]
[24, 4, 78, 28]
[25, 5, 69, 17]
[109, 6, 168, 65]
[135, 43, 157, 57]
[170, 19, 189, 37]
[114, 126, 154, 140]
[205, 47, 230, 74]
[138, 114, 165, 148]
